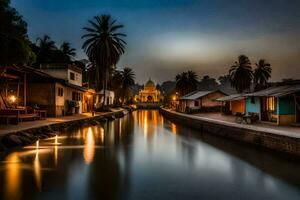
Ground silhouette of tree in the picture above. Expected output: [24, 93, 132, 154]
[175, 70, 198, 96]
[0, 0, 33, 65]
[60, 41, 76, 61]
[229, 55, 253, 93]
[254, 59, 271, 91]
[82, 15, 126, 108]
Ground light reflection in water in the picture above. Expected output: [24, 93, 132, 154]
[171, 123, 177, 134]
[34, 140, 42, 191]
[4, 153, 21, 200]
[83, 127, 95, 164]
[54, 136, 58, 167]
[1, 110, 300, 200]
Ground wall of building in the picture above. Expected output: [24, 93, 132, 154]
[230, 99, 245, 114]
[27, 83, 56, 117]
[67, 68, 82, 86]
[64, 87, 83, 114]
[201, 92, 225, 107]
[277, 96, 296, 125]
[246, 97, 261, 115]
[40, 69, 68, 80]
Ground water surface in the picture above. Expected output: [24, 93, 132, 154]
[1, 110, 300, 200]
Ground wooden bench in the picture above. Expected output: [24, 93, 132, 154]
[0, 109, 39, 125]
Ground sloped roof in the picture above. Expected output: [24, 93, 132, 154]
[180, 90, 224, 100]
[216, 94, 244, 101]
[245, 84, 300, 97]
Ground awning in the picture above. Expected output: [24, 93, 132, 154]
[216, 94, 244, 102]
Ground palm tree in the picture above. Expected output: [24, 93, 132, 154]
[254, 59, 272, 91]
[36, 35, 57, 52]
[111, 70, 123, 105]
[82, 15, 126, 107]
[36, 35, 57, 63]
[175, 70, 198, 96]
[187, 70, 198, 93]
[121, 67, 135, 104]
[60, 41, 76, 61]
[175, 72, 188, 96]
[229, 55, 253, 93]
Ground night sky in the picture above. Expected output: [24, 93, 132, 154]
[12, 0, 300, 84]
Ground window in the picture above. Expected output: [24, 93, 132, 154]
[194, 101, 199, 107]
[70, 72, 75, 80]
[266, 97, 275, 111]
[57, 87, 64, 97]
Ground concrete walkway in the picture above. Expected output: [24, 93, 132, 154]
[0, 112, 108, 136]
[165, 109, 300, 139]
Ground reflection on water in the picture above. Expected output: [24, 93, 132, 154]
[4, 153, 21, 200]
[1, 110, 300, 200]
[83, 127, 95, 164]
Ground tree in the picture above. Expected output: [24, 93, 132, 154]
[187, 70, 198, 93]
[175, 72, 188, 96]
[35, 35, 58, 64]
[229, 55, 253, 93]
[254, 59, 272, 91]
[60, 41, 76, 62]
[175, 70, 198, 96]
[82, 15, 126, 108]
[198, 75, 218, 90]
[120, 67, 135, 104]
[0, 0, 33, 65]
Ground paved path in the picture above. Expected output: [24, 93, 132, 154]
[0, 112, 109, 136]
[165, 109, 300, 139]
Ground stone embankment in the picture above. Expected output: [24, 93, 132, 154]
[160, 108, 300, 156]
[0, 110, 127, 152]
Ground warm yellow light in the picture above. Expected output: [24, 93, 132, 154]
[172, 96, 177, 101]
[83, 127, 95, 164]
[9, 95, 16, 103]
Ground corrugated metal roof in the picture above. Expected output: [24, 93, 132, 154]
[216, 94, 244, 101]
[180, 90, 218, 100]
[245, 84, 300, 97]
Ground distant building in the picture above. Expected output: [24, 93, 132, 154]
[138, 79, 163, 102]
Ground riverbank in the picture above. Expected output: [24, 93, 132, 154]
[160, 108, 300, 156]
[0, 109, 128, 152]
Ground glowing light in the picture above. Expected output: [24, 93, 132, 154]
[172, 96, 177, 101]
[34, 148, 42, 191]
[9, 95, 16, 103]
[83, 127, 95, 164]
[171, 123, 177, 134]
[54, 135, 58, 145]
[4, 153, 21, 200]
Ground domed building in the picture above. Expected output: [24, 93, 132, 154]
[138, 79, 162, 102]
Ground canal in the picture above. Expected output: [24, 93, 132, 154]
[1, 110, 300, 200]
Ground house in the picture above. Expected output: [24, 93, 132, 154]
[94, 90, 115, 108]
[25, 63, 93, 117]
[216, 94, 245, 115]
[245, 81, 300, 125]
[179, 90, 226, 112]
[0, 64, 94, 118]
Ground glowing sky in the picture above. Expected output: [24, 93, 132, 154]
[12, 0, 300, 84]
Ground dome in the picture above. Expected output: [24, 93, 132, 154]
[145, 79, 155, 88]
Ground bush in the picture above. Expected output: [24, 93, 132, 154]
[66, 100, 79, 108]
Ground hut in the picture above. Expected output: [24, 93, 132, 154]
[216, 94, 245, 115]
[245, 81, 300, 125]
[179, 90, 226, 113]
